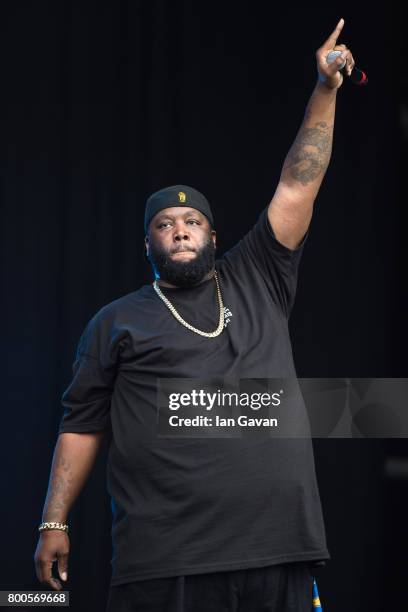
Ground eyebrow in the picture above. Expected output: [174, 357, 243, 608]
[155, 211, 203, 222]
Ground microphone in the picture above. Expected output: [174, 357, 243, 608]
[326, 50, 368, 86]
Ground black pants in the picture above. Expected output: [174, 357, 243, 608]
[106, 562, 317, 612]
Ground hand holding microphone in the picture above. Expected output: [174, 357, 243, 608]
[326, 50, 368, 86]
[316, 18, 368, 90]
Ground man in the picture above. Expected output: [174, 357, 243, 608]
[34, 18, 355, 611]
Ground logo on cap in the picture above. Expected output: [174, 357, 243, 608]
[178, 191, 186, 203]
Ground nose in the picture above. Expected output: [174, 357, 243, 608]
[173, 225, 190, 242]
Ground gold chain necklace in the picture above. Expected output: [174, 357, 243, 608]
[153, 271, 225, 338]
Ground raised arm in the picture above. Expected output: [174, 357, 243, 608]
[268, 18, 356, 250]
[34, 431, 106, 591]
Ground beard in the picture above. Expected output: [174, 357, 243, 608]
[147, 237, 216, 288]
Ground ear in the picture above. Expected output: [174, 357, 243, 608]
[211, 229, 216, 250]
[144, 235, 149, 257]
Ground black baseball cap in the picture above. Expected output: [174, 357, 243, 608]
[144, 184, 214, 233]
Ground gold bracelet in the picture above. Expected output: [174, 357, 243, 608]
[38, 521, 69, 533]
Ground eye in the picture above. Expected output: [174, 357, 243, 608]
[187, 219, 200, 225]
[157, 222, 171, 229]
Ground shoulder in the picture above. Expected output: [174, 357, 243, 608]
[79, 285, 155, 342]
[95, 285, 154, 319]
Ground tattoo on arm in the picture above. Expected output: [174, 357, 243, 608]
[43, 455, 74, 522]
[283, 121, 333, 186]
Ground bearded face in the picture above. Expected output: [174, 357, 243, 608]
[145, 207, 216, 288]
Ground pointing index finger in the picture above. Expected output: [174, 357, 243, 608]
[321, 18, 345, 50]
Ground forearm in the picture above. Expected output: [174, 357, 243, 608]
[279, 79, 338, 198]
[41, 431, 105, 523]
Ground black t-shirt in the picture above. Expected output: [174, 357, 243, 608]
[58, 206, 330, 586]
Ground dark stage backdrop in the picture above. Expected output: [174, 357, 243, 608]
[2, 2, 406, 611]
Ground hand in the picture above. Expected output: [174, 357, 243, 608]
[34, 530, 70, 591]
[316, 18, 356, 90]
